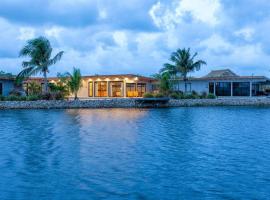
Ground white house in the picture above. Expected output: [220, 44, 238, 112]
[172, 69, 270, 97]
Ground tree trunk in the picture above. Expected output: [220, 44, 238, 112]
[74, 92, 78, 100]
[43, 71, 48, 93]
[184, 75, 187, 93]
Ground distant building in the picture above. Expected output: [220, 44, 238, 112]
[0, 76, 16, 96]
[172, 69, 270, 97]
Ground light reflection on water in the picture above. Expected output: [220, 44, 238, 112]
[0, 107, 270, 199]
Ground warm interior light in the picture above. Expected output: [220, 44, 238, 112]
[115, 78, 119, 81]
[134, 77, 138, 81]
[125, 77, 129, 81]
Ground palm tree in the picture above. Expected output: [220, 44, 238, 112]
[17, 36, 64, 93]
[160, 48, 206, 93]
[152, 72, 171, 95]
[67, 68, 82, 100]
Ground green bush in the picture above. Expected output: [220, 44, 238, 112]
[5, 95, 27, 101]
[169, 91, 184, 99]
[154, 93, 165, 98]
[207, 93, 216, 99]
[26, 95, 40, 101]
[143, 93, 154, 98]
[200, 92, 207, 99]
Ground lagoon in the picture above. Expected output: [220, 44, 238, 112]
[0, 107, 270, 199]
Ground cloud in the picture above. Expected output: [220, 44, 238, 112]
[149, 0, 221, 30]
[1, 0, 270, 78]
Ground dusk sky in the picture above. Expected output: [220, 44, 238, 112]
[0, 0, 270, 77]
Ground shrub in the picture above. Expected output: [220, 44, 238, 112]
[0, 95, 4, 101]
[26, 95, 40, 101]
[40, 92, 53, 100]
[200, 92, 207, 99]
[154, 93, 165, 98]
[143, 93, 154, 98]
[183, 94, 196, 99]
[5, 95, 27, 101]
[207, 93, 216, 99]
[170, 92, 181, 99]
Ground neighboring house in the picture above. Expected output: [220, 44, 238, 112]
[0, 76, 16, 96]
[25, 74, 157, 98]
[171, 69, 270, 97]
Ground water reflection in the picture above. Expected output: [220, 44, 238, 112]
[0, 108, 270, 199]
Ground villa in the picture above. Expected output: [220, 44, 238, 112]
[24, 74, 157, 98]
[172, 69, 270, 97]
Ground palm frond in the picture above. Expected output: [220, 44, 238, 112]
[48, 51, 64, 66]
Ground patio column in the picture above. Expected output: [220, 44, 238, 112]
[231, 82, 233, 97]
[107, 81, 110, 97]
[250, 81, 252, 97]
[123, 79, 127, 98]
[214, 82, 216, 96]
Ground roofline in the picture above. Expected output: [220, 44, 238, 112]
[171, 76, 269, 81]
[25, 74, 157, 82]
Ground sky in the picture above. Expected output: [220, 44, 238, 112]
[0, 0, 270, 77]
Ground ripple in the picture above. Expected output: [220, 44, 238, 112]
[0, 107, 270, 199]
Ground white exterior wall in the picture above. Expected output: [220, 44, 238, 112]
[66, 77, 154, 98]
[173, 81, 209, 94]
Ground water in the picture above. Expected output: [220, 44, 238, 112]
[0, 107, 270, 200]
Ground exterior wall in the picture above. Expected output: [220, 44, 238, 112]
[0, 80, 15, 96]
[172, 81, 209, 94]
[66, 77, 154, 98]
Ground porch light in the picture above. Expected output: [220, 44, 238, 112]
[105, 78, 110, 81]
[115, 78, 119, 81]
[134, 77, 138, 81]
[97, 78, 101, 81]
[125, 77, 129, 81]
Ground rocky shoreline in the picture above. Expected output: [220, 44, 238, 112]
[1, 98, 270, 109]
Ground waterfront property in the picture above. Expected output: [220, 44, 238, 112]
[24, 74, 157, 98]
[0, 76, 15, 96]
[172, 69, 270, 97]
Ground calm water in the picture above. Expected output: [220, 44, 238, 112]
[0, 107, 270, 200]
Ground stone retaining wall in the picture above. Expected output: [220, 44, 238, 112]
[1, 98, 270, 109]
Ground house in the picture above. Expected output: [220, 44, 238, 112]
[171, 69, 270, 97]
[0, 76, 16, 96]
[25, 74, 157, 98]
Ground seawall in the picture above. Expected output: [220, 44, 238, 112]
[1, 98, 270, 109]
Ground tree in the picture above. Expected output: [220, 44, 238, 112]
[152, 72, 171, 95]
[66, 68, 82, 100]
[17, 36, 64, 93]
[160, 48, 206, 93]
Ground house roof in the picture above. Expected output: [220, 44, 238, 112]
[172, 69, 269, 82]
[203, 69, 239, 78]
[0, 75, 16, 81]
[25, 74, 156, 82]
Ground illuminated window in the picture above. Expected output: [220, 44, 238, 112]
[95, 81, 108, 97]
[110, 82, 123, 97]
[126, 83, 137, 97]
[88, 82, 93, 97]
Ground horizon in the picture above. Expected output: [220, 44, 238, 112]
[1, 0, 270, 77]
